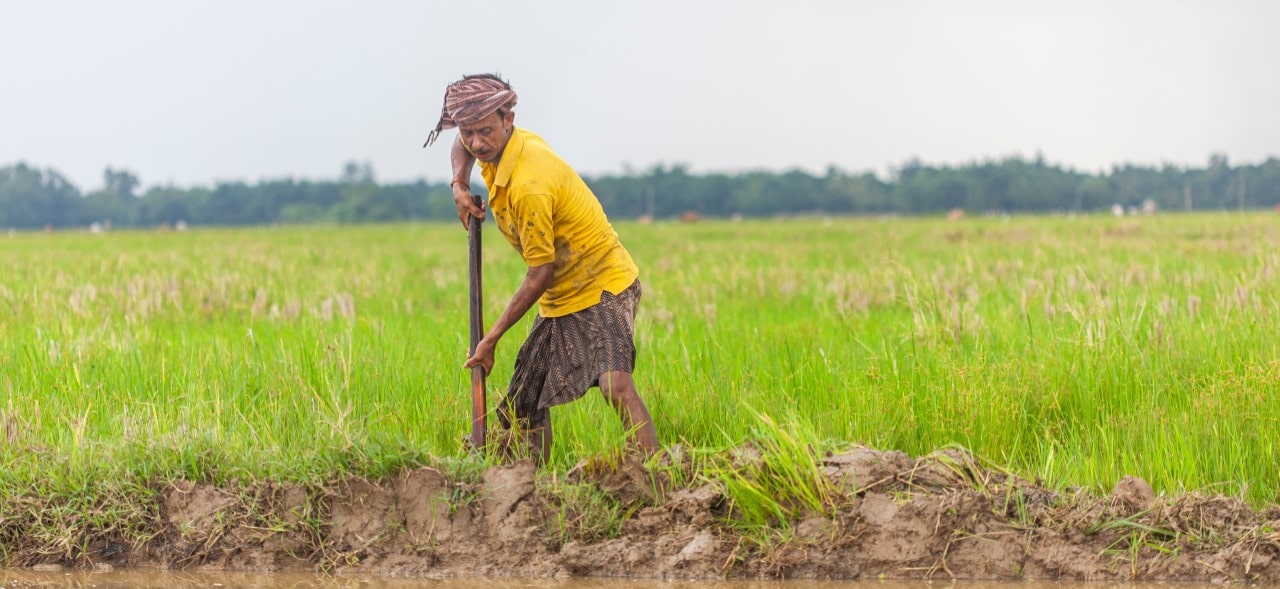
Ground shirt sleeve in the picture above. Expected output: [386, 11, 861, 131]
[515, 192, 556, 267]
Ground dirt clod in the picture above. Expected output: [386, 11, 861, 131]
[1113, 475, 1156, 511]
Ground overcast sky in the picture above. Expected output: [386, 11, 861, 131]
[2, 0, 1277, 192]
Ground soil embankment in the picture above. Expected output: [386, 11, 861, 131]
[9, 447, 1280, 582]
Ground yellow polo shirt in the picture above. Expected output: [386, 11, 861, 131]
[479, 128, 639, 318]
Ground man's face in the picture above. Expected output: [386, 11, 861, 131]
[458, 110, 515, 163]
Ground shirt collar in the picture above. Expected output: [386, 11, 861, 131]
[492, 128, 526, 188]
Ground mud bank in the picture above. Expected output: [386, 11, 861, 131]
[7, 447, 1280, 583]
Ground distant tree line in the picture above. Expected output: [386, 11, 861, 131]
[3, 154, 1279, 230]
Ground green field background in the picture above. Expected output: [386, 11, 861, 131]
[2, 214, 1277, 502]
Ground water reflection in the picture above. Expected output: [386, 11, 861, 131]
[0, 570, 1226, 589]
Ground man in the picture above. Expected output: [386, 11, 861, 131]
[425, 73, 659, 464]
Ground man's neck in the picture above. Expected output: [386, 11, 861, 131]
[493, 128, 516, 165]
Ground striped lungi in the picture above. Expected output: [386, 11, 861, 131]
[499, 280, 642, 431]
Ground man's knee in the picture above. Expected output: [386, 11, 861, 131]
[598, 371, 637, 402]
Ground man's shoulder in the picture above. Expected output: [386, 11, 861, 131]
[513, 129, 563, 165]
[508, 130, 576, 190]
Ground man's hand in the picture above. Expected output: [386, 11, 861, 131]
[453, 182, 486, 229]
[463, 264, 553, 379]
[464, 335, 497, 376]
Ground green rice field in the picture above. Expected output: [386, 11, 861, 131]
[2, 214, 1278, 502]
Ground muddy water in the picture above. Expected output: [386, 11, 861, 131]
[0, 570, 1232, 589]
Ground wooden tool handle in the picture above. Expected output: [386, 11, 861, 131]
[467, 194, 486, 450]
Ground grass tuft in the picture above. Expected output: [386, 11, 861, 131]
[702, 408, 841, 534]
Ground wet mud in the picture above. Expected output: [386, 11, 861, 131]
[7, 447, 1280, 583]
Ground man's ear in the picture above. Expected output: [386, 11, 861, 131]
[503, 110, 516, 130]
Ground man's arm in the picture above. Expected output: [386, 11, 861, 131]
[464, 263, 555, 375]
[451, 135, 484, 229]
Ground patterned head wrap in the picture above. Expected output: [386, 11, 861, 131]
[423, 74, 518, 147]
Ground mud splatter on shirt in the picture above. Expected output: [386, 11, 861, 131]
[480, 129, 638, 318]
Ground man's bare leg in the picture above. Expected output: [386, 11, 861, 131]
[522, 407, 553, 466]
[527, 421, 552, 466]
[598, 371, 659, 453]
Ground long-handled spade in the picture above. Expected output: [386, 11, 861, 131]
[467, 194, 486, 451]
